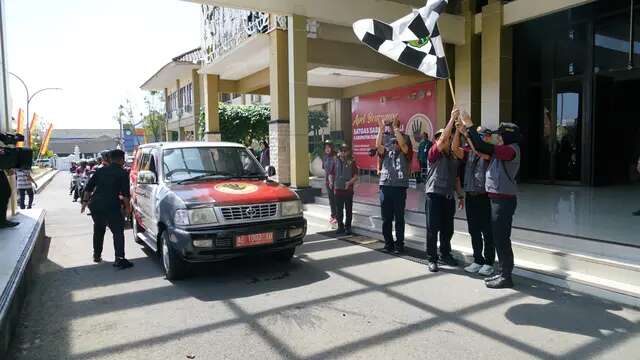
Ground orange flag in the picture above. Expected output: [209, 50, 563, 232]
[40, 123, 54, 156]
[29, 113, 38, 145]
[15, 108, 25, 147]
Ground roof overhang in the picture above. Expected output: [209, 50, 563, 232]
[183, 0, 465, 45]
[198, 34, 271, 80]
[141, 61, 200, 91]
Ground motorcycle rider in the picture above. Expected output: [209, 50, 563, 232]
[73, 160, 89, 202]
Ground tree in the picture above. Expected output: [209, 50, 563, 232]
[143, 110, 166, 142]
[308, 110, 329, 157]
[143, 91, 167, 142]
[198, 103, 270, 145]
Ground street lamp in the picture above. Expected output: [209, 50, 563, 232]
[8, 72, 62, 147]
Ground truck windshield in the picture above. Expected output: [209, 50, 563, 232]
[162, 147, 266, 182]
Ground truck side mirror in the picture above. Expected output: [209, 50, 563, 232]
[138, 170, 157, 185]
[267, 166, 276, 177]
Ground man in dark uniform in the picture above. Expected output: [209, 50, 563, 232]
[81, 149, 133, 268]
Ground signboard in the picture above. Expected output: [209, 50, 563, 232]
[352, 81, 437, 171]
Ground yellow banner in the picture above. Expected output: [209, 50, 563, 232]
[29, 113, 39, 145]
[15, 108, 25, 147]
[40, 123, 54, 156]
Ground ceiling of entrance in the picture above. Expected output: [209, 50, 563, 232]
[308, 67, 394, 88]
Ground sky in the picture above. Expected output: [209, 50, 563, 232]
[6, 0, 201, 129]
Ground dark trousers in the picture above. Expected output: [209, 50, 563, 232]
[465, 193, 495, 265]
[91, 210, 126, 258]
[18, 188, 34, 209]
[426, 193, 455, 262]
[326, 184, 337, 218]
[380, 186, 407, 248]
[335, 191, 354, 230]
[0, 172, 9, 223]
[490, 197, 517, 278]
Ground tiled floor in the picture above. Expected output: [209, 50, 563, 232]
[348, 176, 640, 247]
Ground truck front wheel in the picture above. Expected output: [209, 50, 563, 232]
[160, 231, 188, 280]
[273, 247, 296, 262]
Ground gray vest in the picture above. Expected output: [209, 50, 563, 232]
[425, 152, 458, 196]
[334, 158, 354, 190]
[485, 144, 520, 195]
[463, 152, 488, 193]
[379, 148, 410, 188]
[323, 155, 336, 181]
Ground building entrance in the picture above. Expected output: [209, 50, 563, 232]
[594, 72, 640, 186]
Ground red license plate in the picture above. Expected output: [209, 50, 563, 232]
[235, 232, 274, 248]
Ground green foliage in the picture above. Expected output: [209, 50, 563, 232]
[198, 103, 270, 146]
[143, 110, 166, 143]
[309, 110, 329, 159]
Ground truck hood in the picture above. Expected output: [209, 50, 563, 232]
[168, 179, 298, 206]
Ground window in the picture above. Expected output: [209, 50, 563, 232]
[162, 147, 265, 182]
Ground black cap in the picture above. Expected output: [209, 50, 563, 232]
[497, 123, 521, 144]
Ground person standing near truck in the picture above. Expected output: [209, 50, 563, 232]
[81, 149, 133, 268]
[332, 144, 358, 235]
[323, 140, 338, 226]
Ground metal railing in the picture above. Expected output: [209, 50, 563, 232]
[200, 5, 288, 63]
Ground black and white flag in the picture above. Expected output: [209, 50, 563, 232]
[353, 0, 449, 79]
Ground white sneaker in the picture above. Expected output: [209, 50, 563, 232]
[464, 263, 483, 273]
[478, 265, 495, 276]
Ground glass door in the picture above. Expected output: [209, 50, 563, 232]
[551, 78, 584, 183]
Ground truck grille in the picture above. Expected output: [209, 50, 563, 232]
[219, 203, 278, 221]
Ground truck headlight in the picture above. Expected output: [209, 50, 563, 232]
[281, 200, 302, 217]
[174, 208, 218, 226]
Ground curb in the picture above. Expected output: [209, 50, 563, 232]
[34, 170, 58, 194]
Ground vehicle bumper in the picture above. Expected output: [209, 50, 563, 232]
[168, 217, 307, 263]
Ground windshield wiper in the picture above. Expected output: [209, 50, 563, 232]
[176, 172, 233, 184]
[239, 172, 267, 179]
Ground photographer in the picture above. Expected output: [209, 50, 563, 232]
[0, 168, 16, 228]
[459, 110, 521, 289]
[376, 117, 412, 254]
[1, 132, 33, 228]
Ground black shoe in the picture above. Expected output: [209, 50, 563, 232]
[93, 255, 102, 263]
[345, 228, 352, 236]
[0, 220, 19, 229]
[113, 258, 134, 269]
[336, 228, 345, 235]
[382, 245, 395, 253]
[485, 276, 513, 289]
[393, 245, 405, 254]
[440, 255, 458, 267]
[484, 274, 502, 282]
[427, 261, 439, 273]
[633, 210, 640, 216]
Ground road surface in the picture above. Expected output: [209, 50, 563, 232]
[9, 173, 640, 359]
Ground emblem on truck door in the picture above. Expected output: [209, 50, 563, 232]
[214, 182, 259, 195]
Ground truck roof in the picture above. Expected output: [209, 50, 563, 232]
[138, 141, 245, 150]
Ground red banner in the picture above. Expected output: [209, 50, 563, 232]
[351, 81, 437, 171]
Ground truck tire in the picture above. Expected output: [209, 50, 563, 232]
[160, 231, 188, 280]
[273, 247, 296, 262]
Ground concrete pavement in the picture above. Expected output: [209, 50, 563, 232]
[9, 173, 640, 359]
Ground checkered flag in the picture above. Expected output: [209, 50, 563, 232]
[353, 0, 449, 79]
